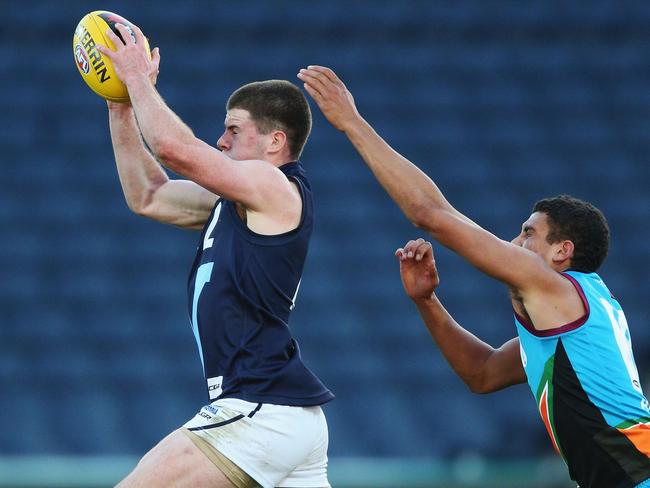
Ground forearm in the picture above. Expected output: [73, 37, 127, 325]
[125, 75, 197, 173]
[413, 294, 506, 393]
[108, 104, 169, 213]
[343, 117, 457, 227]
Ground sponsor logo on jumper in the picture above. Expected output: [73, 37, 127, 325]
[207, 376, 223, 400]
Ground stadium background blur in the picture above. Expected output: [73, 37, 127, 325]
[2, 1, 650, 487]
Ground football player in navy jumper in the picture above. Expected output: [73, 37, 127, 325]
[100, 25, 333, 488]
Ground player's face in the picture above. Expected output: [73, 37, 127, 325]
[511, 212, 557, 263]
[217, 109, 269, 161]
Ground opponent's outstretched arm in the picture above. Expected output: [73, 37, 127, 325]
[298, 66, 555, 294]
[98, 24, 297, 218]
[396, 239, 526, 393]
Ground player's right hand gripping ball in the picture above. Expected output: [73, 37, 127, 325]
[73, 11, 151, 102]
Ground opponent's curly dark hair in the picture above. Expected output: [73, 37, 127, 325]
[227, 80, 311, 160]
[533, 195, 610, 272]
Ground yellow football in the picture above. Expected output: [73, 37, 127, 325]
[72, 11, 151, 102]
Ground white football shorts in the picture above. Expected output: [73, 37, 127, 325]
[182, 398, 330, 488]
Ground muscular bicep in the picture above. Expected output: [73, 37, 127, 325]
[479, 337, 527, 393]
[157, 138, 295, 214]
[140, 179, 218, 229]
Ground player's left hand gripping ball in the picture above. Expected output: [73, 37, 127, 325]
[73, 11, 151, 102]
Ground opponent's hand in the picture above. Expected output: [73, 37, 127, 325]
[395, 238, 440, 301]
[297, 66, 360, 132]
[97, 24, 157, 87]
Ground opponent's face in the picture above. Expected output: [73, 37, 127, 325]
[511, 212, 558, 264]
[217, 109, 269, 161]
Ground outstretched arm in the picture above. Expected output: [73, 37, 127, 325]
[298, 66, 554, 293]
[396, 238, 526, 393]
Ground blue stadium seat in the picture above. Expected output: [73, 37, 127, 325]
[3, 0, 650, 462]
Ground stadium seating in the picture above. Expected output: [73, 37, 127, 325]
[2, 0, 650, 464]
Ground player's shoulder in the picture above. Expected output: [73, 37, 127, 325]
[562, 270, 605, 289]
[563, 271, 613, 300]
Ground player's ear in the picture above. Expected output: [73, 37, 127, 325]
[553, 239, 575, 265]
[267, 130, 287, 155]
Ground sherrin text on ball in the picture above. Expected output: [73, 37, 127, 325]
[73, 10, 150, 102]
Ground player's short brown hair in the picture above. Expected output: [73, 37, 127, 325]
[227, 80, 312, 160]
